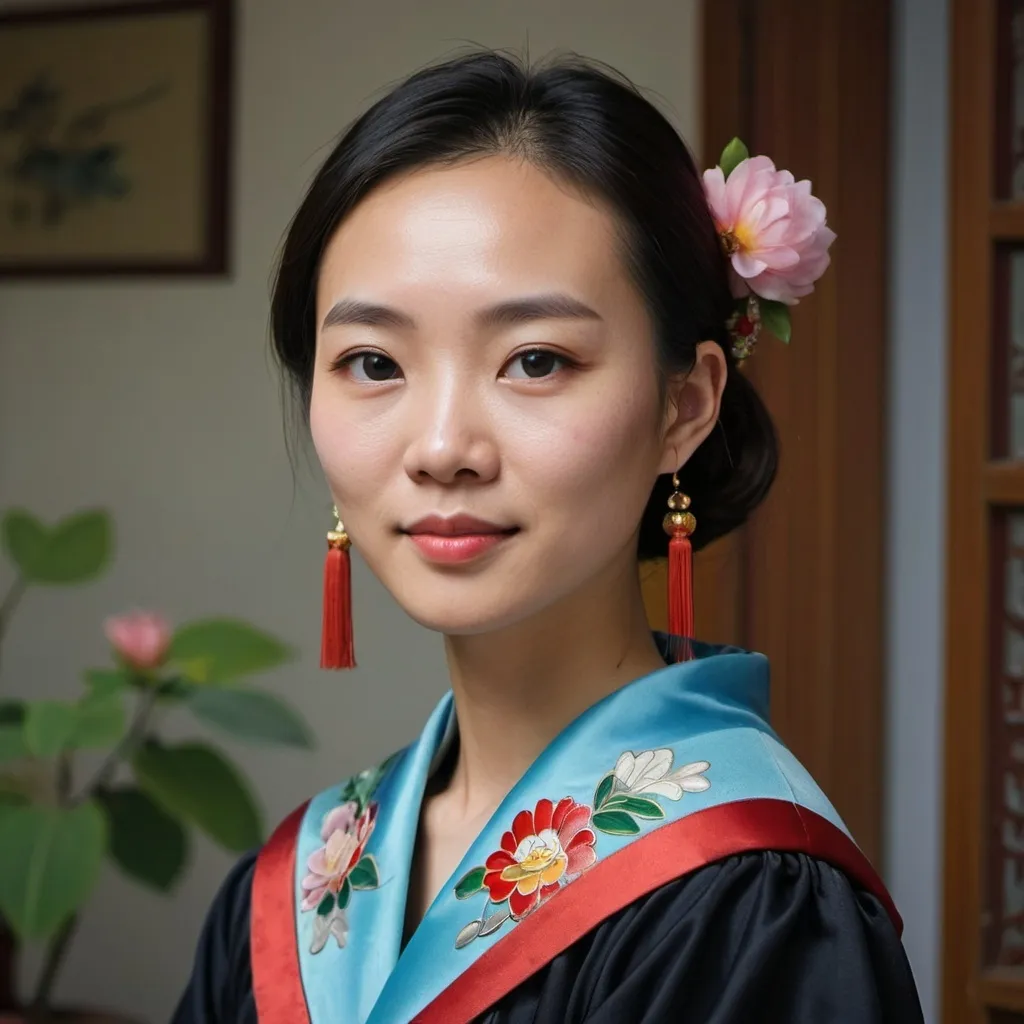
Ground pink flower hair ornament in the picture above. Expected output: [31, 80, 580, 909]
[702, 137, 836, 361]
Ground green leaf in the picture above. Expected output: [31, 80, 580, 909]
[186, 687, 313, 748]
[0, 726, 27, 766]
[317, 891, 336, 916]
[96, 787, 188, 892]
[0, 786, 29, 810]
[83, 669, 130, 697]
[0, 701, 25, 726]
[591, 810, 641, 836]
[593, 772, 615, 810]
[601, 795, 666, 819]
[760, 299, 792, 343]
[72, 691, 126, 749]
[340, 763, 388, 815]
[132, 741, 262, 852]
[0, 802, 106, 941]
[155, 677, 193, 702]
[454, 865, 487, 899]
[1, 510, 47, 578]
[169, 619, 292, 684]
[348, 854, 379, 891]
[720, 137, 750, 178]
[337, 876, 351, 910]
[24, 701, 78, 758]
[5, 510, 112, 585]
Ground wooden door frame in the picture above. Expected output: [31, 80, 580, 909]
[697, 0, 891, 866]
[940, 1, 1024, 1019]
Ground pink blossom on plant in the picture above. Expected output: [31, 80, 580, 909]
[103, 611, 172, 670]
[702, 154, 836, 305]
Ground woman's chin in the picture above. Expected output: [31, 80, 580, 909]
[404, 606, 516, 636]
[395, 591, 534, 637]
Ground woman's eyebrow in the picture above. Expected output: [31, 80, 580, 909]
[321, 293, 602, 332]
[475, 294, 603, 327]
[321, 300, 414, 330]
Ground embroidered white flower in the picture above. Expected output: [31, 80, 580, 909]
[612, 749, 711, 800]
[311, 905, 349, 953]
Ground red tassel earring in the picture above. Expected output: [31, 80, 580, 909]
[321, 506, 356, 670]
[663, 473, 696, 656]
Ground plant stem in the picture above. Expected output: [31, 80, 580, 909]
[0, 576, 27, 674]
[72, 685, 159, 804]
[30, 913, 77, 1017]
[30, 688, 161, 1009]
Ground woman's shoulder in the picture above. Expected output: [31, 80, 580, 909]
[170, 851, 258, 1024]
[482, 850, 924, 1023]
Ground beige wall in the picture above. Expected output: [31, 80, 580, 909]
[0, 1, 700, 1018]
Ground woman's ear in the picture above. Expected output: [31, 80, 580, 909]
[658, 341, 728, 475]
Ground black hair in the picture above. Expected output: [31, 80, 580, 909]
[271, 49, 777, 556]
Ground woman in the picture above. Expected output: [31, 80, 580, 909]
[173, 51, 923, 1023]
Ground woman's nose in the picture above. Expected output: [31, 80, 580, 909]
[401, 375, 500, 486]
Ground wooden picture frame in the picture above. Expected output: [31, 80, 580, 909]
[0, 0, 233, 277]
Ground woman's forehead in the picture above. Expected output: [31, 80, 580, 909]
[316, 156, 630, 311]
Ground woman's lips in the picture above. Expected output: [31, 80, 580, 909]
[405, 529, 518, 564]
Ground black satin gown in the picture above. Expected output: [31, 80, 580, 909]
[171, 847, 924, 1023]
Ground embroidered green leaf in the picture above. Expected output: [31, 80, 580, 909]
[760, 300, 792, 343]
[349, 854, 379, 890]
[73, 690, 126, 749]
[186, 686, 313, 748]
[601, 795, 666, 819]
[354, 766, 386, 806]
[0, 802, 106, 941]
[317, 892, 336, 917]
[454, 865, 487, 899]
[169, 619, 292, 685]
[3, 509, 112, 584]
[133, 741, 262, 852]
[338, 876, 351, 910]
[593, 772, 616, 810]
[719, 137, 750, 179]
[96, 786, 188, 892]
[24, 701, 78, 758]
[591, 810, 641, 836]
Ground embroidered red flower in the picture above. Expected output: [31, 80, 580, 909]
[483, 797, 597, 920]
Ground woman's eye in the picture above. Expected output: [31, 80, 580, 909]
[334, 351, 402, 382]
[504, 349, 568, 380]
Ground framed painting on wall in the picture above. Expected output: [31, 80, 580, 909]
[0, 0, 233, 276]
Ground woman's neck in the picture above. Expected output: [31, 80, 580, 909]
[436, 560, 666, 825]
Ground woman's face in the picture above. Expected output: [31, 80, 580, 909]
[312, 155, 718, 634]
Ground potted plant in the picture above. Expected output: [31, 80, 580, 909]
[0, 508, 312, 1022]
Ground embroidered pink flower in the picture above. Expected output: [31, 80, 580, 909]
[301, 800, 376, 911]
[702, 154, 835, 305]
[483, 797, 597, 920]
[104, 611, 172, 671]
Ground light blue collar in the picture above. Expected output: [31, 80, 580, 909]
[290, 639, 844, 1023]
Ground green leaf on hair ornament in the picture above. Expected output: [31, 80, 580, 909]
[719, 137, 750, 179]
[760, 300, 792, 344]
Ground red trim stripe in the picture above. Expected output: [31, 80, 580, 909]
[412, 798, 901, 1024]
[251, 800, 310, 1024]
